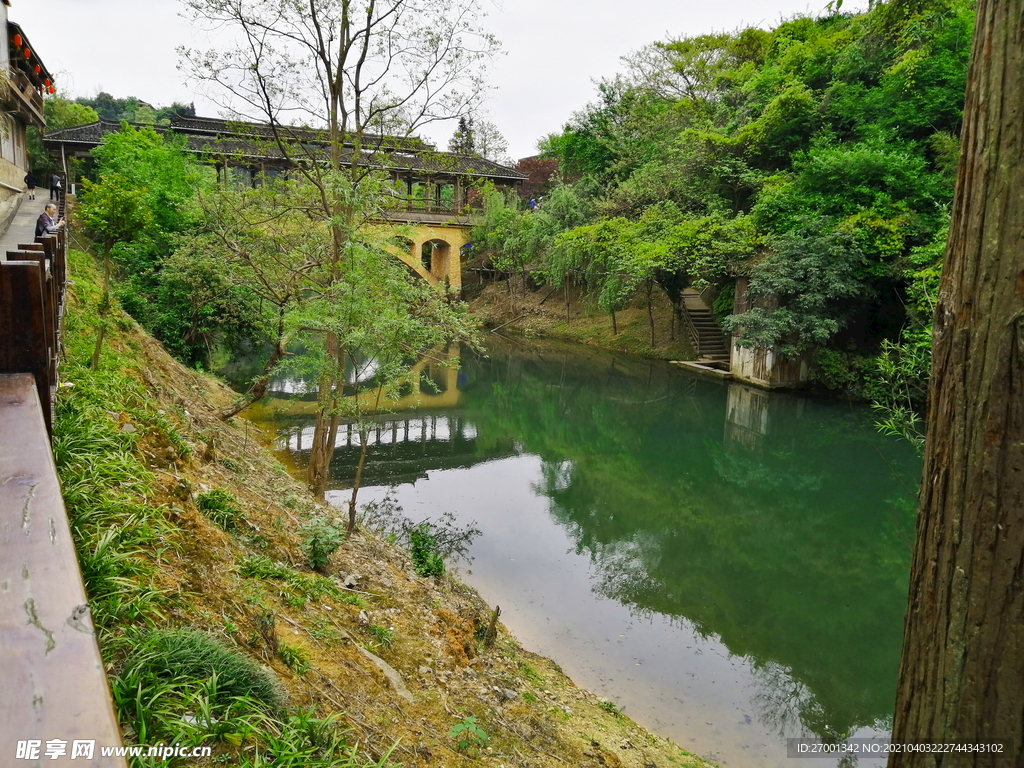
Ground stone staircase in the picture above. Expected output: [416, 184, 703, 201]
[681, 290, 731, 366]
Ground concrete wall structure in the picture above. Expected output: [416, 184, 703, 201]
[729, 275, 812, 389]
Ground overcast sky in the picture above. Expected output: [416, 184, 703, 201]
[24, 0, 860, 161]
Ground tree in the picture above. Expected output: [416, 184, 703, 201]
[723, 220, 868, 356]
[77, 174, 153, 369]
[169, 181, 329, 417]
[87, 124, 230, 365]
[887, 0, 1024, 762]
[448, 115, 476, 154]
[473, 118, 510, 165]
[45, 96, 99, 131]
[449, 114, 509, 163]
[181, 0, 496, 497]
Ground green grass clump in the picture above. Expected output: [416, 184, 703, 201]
[598, 699, 622, 717]
[197, 488, 243, 531]
[277, 642, 311, 676]
[238, 556, 352, 609]
[338, 592, 366, 609]
[308, 617, 343, 645]
[239, 554, 292, 580]
[366, 625, 395, 651]
[518, 661, 544, 684]
[122, 628, 284, 709]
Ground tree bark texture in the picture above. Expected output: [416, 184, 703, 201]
[888, 2, 1024, 766]
[308, 334, 342, 496]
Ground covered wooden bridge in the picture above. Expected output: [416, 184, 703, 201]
[44, 116, 528, 293]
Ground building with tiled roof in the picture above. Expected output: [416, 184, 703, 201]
[1, 1, 55, 202]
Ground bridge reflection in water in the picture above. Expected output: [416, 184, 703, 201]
[275, 413, 516, 487]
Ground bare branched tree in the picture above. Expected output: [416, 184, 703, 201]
[180, 0, 499, 496]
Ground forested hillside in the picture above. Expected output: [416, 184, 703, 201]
[479, 0, 972, 415]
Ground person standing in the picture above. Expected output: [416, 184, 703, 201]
[24, 171, 37, 200]
[49, 173, 61, 201]
[35, 203, 64, 238]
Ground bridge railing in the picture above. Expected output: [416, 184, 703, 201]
[0, 195, 129, 766]
[384, 196, 479, 216]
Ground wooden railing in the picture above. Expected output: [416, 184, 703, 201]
[0, 195, 129, 766]
[8, 67, 46, 128]
[679, 295, 703, 359]
[0, 201, 67, 435]
[386, 196, 478, 216]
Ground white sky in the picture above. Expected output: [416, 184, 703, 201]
[22, 0, 859, 161]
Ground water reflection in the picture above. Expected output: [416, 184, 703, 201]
[248, 336, 919, 766]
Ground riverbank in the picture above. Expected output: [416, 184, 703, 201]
[468, 277, 697, 361]
[58, 247, 716, 767]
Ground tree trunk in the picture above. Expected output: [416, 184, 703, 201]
[888, 2, 1024, 764]
[347, 425, 370, 534]
[307, 333, 342, 496]
[219, 311, 290, 419]
[90, 247, 112, 370]
[646, 281, 655, 348]
[610, 309, 618, 336]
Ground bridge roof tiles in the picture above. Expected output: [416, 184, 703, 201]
[44, 118, 528, 181]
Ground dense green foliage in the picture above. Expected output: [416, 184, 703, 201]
[474, 0, 972, 403]
[81, 124, 262, 364]
[26, 95, 100, 177]
[75, 92, 196, 124]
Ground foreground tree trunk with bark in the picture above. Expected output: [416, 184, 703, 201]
[888, 1, 1024, 765]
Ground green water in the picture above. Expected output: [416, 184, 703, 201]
[254, 336, 920, 767]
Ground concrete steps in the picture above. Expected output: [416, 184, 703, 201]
[682, 292, 730, 363]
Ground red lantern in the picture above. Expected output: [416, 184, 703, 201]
[48, 86, 54, 95]
[44, 78, 50, 87]
[33, 65, 40, 74]
[23, 48, 30, 58]
[13, 34, 22, 47]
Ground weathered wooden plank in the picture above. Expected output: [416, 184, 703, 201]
[37, 234, 66, 308]
[0, 261, 52, 436]
[0, 374, 127, 767]
[36, 234, 66, 328]
[8, 252, 56, 369]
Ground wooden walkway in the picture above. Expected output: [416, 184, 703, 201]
[0, 196, 54, 255]
[0, 192, 129, 765]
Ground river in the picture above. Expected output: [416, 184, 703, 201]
[242, 336, 921, 768]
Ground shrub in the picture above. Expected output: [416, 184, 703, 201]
[410, 524, 445, 578]
[300, 518, 345, 572]
[277, 642, 310, 676]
